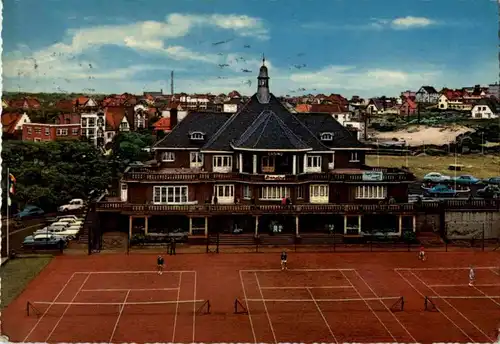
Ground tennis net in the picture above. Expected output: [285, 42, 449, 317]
[27, 299, 211, 317]
[242, 296, 404, 313]
[425, 295, 500, 311]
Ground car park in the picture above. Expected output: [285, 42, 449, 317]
[22, 234, 67, 249]
[423, 172, 451, 183]
[483, 177, 500, 185]
[476, 185, 500, 199]
[452, 175, 481, 185]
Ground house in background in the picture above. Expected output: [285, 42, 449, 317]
[23, 122, 81, 142]
[470, 99, 499, 119]
[104, 106, 132, 145]
[438, 90, 472, 111]
[152, 117, 171, 135]
[399, 97, 417, 116]
[81, 109, 106, 146]
[415, 86, 440, 104]
[9, 97, 41, 110]
[1, 112, 31, 139]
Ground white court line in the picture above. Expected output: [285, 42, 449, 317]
[171, 272, 182, 343]
[81, 288, 179, 292]
[245, 297, 401, 303]
[306, 288, 338, 344]
[428, 284, 500, 288]
[109, 289, 130, 343]
[46, 273, 91, 342]
[471, 287, 500, 307]
[396, 267, 499, 271]
[241, 269, 355, 273]
[74, 270, 195, 274]
[490, 268, 500, 277]
[192, 271, 197, 344]
[255, 272, 277, 344]
[33, 300, 206, 306]
[393, 269, 473, 342]
[353, 270, 417, 343]
[259, 286, 352, 290]
[239, 270, 256, 344]
[23, 273, 77, 342]
[340, 271, 396, 342]
[409, 270, 493, 342]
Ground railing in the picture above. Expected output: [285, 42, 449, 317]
[123, 171, 412, 182]
[96, 199, 500, 213]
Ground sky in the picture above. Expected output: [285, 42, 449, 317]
[2, 0, 499, 98]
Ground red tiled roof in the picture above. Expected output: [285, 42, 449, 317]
[55, 100, 75, 111]
[1, 113, 23, 134]
[295, 104, 312, 113]
[9, 97, 41, 109]
[56, 113, 81, 124]
[310, 103, 344, 113]
[228, 90, 241, 98]
[105, 106, 126, 130]
[73, 96, 89, 106]
[152, 117, 171, 131]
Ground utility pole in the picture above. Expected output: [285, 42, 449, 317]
[171, 71, 174, 96]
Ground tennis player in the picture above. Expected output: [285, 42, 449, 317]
[468, 266, 475, 287]
[418, 246, 426, 262]
[157, 255, 165, 275]
[280, 251, 288, 271]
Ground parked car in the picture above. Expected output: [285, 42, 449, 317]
[56, 218, 83, 227]
[33, 232, 69, 242]
[48, 215, 80, 223]
[14, 205, 44, 219]
[483, 177, 500, 185]
[22, 234, 67, 249]
[33, 227, 73, 240]
[453, 175, 481, 185]
[423, 173, 451, 183]
[476, 185, 500, 199]
[58, 198, 85, 212]
[422, 184, 469, 197]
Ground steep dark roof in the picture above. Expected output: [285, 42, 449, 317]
[295, 113, 365, 148]
[153, 112, 232, 149]
[419, 86, 438, 94]
[233, 110, 310, 150]
[476, 98, 499, 111]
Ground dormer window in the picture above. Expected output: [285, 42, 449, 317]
[320, 132, 334, 141]
[189, 131, 205, 140]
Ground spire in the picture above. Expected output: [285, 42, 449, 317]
[257, 54, 270, 104]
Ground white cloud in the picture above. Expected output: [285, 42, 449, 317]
[303, 16, 436, 31]
[391, 16, 435, 29]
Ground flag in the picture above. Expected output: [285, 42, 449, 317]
[8, 173, 16, 195]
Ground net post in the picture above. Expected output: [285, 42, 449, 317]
[400, 296, 404, 311]
[424, 296, 428, 310]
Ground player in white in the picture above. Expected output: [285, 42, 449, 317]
[280, 251, 288, 271]
[468, 266, 475, 287]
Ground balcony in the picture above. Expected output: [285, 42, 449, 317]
[96, 199, 500, 215]
[123, 170, 412, 183]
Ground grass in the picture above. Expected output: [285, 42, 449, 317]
[366, 155, 500, 179]
[0, 256, 53, 310]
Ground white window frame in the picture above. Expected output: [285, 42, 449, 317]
[27, 127, 32, 135]
[213, 155, 233, 173]
[305, 155, 322, 173]
[72, 128, 78, 135]
[355, 185, 387, 199]
[214, 184, 234, 204]
[320, 132, 334, 141]
[45, 127, 50, 136]
[260, 186, 290, 201]
[296, 185, 304, 199]
[162, 152, 175, 162]
[350, 152, 359, 162]
[243, 185, 252, 199]
[190, 152, 204, 168]
[34, 127, 41, 134]
[309, 184, 329, 204]
[153, 186, 189, 204]
[190, 132, 205, 140]
[261, 156, 275, 173]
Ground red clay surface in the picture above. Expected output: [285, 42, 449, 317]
[3, 251, 500, 343]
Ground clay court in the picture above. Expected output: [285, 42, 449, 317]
[3, 251, 500, 343]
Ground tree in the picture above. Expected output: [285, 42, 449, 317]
[2, 140, 112, 212]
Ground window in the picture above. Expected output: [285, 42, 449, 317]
[97, 118, 104, 127]
[350, 152, 359, 162]
[162, 152, 175, 162]
[214, 184, 234, 204]
[82, 118, 87, 127]
[56, 129, 68, 136]
[153, 186, 188, 204]
[190, 152, 204, 168]
[135, 114, 145, 129]
[261, 156, 275, 172]
[45, 128, 50, 136]
[34, 127, 41, 134]
[107, 132, 113, 139]
[296, 186, 304, 199]
[213, 155, 232, 172]
[243, 185, 252, 199]
[27, 127, 32, 135]
[65, 118, 71, 124]
[355, 185, 387, 199]
[88, 118, 95, 127]
[120, 122, 129, 130]
[72, 128, 79, 136]
[189, 132, 205, 140]
[310, 184, 329, 203]
[320, 132, 334, 141]
[260, 186, 290, 200]
[307, 156, 321, 168]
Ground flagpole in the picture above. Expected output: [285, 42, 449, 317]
[6, 168, 9, 257]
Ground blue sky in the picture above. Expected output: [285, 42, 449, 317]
[2, 0, 498, 97]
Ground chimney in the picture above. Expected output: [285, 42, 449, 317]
[170, 108, 178, 129]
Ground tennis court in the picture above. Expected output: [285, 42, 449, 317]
[22, 270, 209, 343]
[3, 252, 500, 343]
